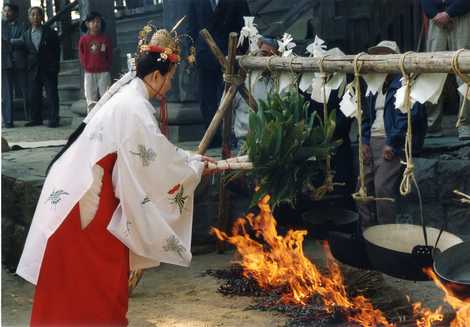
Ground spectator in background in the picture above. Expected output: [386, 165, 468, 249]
[2, 3, 28, 128]
[79, 12, 112, 113]
[189, 0, 250, 148]
[23, 6, 61, 127]
[420, 0, 470, 140]
[358, 41, 427, 228]
[232, 36, 279, 150]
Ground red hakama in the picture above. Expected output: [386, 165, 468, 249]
[30, 153, 129, 326]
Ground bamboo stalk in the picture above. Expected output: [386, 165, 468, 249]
[237, 50, 470, 74]
[197, 84, 238, 155]
[207, 161, 253, 171]
[199, 29, 257, 112]
[216, 33, 238, 253]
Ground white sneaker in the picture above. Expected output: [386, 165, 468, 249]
[458, 125, 470, 141]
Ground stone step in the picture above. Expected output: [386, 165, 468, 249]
[60, 59, 80, 72]
[58, 84, 81, 102]
[58, 72, 81, 86]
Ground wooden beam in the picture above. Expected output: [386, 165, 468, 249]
[236, 51, 470, 74]
[197, 85, 238, 155]
[215, 32, 238, 253]
[200, 29, 257, 111]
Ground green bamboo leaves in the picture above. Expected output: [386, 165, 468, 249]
[242, 89, 336, 209]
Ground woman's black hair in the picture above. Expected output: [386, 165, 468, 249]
[46, 52, 175, 175]
[46, 122, 86, 175]
[135, 51, 174, 79]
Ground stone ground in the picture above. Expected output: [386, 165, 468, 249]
[2, 240, 451, 327]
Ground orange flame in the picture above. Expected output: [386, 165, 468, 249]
[423, 268, 470, 327]
[212, 195, 393, 327]
[411, 300, 444, 327]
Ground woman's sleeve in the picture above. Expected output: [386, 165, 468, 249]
[108, 112, 204, 268]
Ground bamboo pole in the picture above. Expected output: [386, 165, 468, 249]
[197, 84, 238, 155]
[199, 29, 257, 112]
[215, 33, 238, 253]
[237, 50, 470, 74]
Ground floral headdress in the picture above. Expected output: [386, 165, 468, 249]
[137, 16, 196, 65]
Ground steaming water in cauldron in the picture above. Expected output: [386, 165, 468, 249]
[363, 224, 463, 281]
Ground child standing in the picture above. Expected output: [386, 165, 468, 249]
[79, 12, 112, 112]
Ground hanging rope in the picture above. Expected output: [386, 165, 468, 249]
[451, 49, 470, 128]
[399, 51, 416, 196]
[267, 55, 280, 93]
[288, 56, 299, 89]
[312, 55, 344, 200]
[352, 53, 394, 203]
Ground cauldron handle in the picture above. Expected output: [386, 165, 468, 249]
[432, 214, 448, 255]
[414, 177, 428, 247]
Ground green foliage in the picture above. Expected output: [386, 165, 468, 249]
[239, 89, 337, 209]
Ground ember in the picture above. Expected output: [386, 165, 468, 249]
[212, 195, 393, 326]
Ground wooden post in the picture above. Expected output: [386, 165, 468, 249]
[215, 33, 238, 253]
[197, 85, 238, 155]
[199, 29, 257, 112]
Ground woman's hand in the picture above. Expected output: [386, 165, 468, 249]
[201, 156, 218, 176]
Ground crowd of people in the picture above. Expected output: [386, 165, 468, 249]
[1, 4, 113, 128]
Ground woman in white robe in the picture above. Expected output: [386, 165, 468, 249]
[16, 26, 213, 326]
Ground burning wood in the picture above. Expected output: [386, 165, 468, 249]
[212, 195, 393, 326]
[210, 195, 468, 327]
[424, 268, 470, 327]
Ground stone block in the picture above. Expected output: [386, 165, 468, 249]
[408, 158, 439, 201]
[437, 160, 470, 201]
[445, 205, 470, 241]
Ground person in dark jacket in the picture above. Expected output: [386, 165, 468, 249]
[22, 6, 61, 127]
[189, 0, 250, 148]
[358, 41, 427, 228]
[420, 0, 470, 140]
[2, 3, 28, 127]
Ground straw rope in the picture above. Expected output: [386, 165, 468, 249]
[399, 51, 415, 196]
[451, 49, 470, 128]
[351, 53, 394, 203]
[312, 55, 345, 200]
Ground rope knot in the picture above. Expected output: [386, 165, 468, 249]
[223, 73, 243, 86]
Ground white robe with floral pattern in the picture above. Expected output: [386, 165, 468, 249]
[16, 78, 204, 285]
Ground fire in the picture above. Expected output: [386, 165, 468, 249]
[212, 195, 393, 327]
[424, 268, 470, 327]
[411, 300, 443, 327]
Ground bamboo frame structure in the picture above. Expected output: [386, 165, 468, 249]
[196, 32, 470, 253]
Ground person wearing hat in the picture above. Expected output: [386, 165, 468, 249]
[420, 0, 470, 140]
[357, 41, 427, 228]
[79, 11, 112, 113]
[231, 36, 279, 150]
